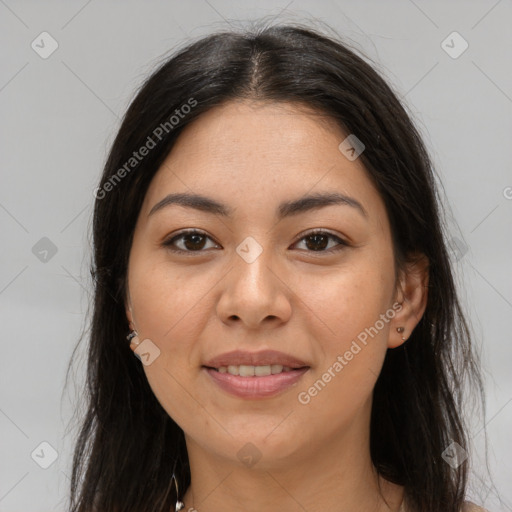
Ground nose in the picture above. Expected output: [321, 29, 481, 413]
[216, 243, 292, 330]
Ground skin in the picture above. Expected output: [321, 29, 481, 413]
[125, 99, 429, 512]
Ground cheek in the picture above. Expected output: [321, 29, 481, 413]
[128, 257, 215, 427]
[129, 256, 214, 348]
[292, 255, 394, 417]
[294, 254, 394, 353]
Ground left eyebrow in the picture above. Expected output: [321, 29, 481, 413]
[148, 191, 368, 220]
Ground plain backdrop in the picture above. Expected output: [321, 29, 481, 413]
[0, 1, 511, 510]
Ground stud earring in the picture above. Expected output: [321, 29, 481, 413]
[396, 326, 406, 341]
[126, 329, 140, 347]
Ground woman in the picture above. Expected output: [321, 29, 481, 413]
[67, 22, 488, 512]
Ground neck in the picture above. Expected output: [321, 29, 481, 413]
[179, 403, 404, 512]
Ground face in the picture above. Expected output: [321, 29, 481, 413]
[125, 100, 419, 469]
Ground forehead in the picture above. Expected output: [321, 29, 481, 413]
[141, 100, 386, 224]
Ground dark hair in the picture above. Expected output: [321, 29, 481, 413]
[66, 21, 486, 512]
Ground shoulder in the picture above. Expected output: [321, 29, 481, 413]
[462, 501, 490, 512]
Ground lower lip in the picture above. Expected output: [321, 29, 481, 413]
[203, 367, 309, 399]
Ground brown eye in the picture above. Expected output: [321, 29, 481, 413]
[293, 231, 348, 253]
[162, 229, 348, 255]
[163, 230, 219, 253]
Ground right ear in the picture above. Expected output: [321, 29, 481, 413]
[125, 289, 135, 331]
[126, 308, 135, 331]
[125, 296, 141, 350]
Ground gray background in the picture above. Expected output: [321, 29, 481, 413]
[0, 1, 511, 510]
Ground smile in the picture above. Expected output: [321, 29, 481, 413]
[203, 365, 309, 399]
[212, 364, 295, 376]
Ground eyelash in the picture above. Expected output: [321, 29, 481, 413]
[162, 229, 348, 255]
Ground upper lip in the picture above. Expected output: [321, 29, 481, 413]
[203, 350, 309, 369]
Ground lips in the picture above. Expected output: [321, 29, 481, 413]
[202, 349, 309, 369]
[203, 366, 309, 399]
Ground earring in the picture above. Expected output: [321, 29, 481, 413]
[126, 329, 140, 347]
[173, 473, 184, 511]
[396, 326, 406, 341]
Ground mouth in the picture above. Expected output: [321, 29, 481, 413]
[202, 349, 309, 370]
[201, 349, 310, 398]
[204, 364, 308, 376]
[201, 356, 310, 399]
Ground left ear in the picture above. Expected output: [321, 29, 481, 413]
[388, 251, 429, 349]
